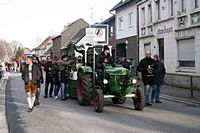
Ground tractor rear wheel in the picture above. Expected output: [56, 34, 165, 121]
[112, 97, 126, 104]
[132, 88, 144, 110]
[93, 89, 104, 113]
[76, 70, 93, 106]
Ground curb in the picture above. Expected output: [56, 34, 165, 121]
[160, 94, 200, 107]
[0, 73, 9, 133]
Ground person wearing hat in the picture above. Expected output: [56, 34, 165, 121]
[96, 45, 115, 80]
[151, 54, 166, 103]
[21, 55, 41, 112]
[96, 45, 115, 69]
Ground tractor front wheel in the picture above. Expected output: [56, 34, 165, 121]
[93, 89, 104, 113]
[76, 70, 93, 106]
[132, 88, 144, 111]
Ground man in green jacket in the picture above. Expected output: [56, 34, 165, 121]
[59, 55, 74, 100]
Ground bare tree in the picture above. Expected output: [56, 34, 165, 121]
[0, 40, 24, 61]
[10, 40, 23, 55]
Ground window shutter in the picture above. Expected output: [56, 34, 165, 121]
[178, 39, 195, 61]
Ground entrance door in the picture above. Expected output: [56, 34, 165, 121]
[116, 43, 126, 59]
[158, 39, 164, 63]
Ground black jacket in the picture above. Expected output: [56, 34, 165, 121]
[44, 61, 53, 79]
[121, 60, 130, 69]
[154, 61, 166, 85]
[21, 64, 41, 85]
[59, 60, 74, 83]
[52, 62, 59, 77]
[96, 52, 115, 69]
[137, 57, 155, 85]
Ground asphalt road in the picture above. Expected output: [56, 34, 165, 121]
[5, 73, 200, 133]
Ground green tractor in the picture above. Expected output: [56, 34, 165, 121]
[74, 44, 144, 113]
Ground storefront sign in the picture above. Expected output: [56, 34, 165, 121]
[157, 27, 173, 34]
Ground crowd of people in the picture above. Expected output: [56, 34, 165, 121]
[20, 45, 165, 112]
[0, 61, 19, 79]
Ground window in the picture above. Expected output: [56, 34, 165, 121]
[128, 12, 133, 27]
[195, 0, 199, 8]
[118, 17, 123, 30]
[170, 0, 174, 16]
[141, 7, 145, 26]
[148, 4, 152, 23]
[110, 26, 114, 36]
[156, 0, 161, 20]
[178, 39, 195, 67]
[181, 0, 186, 12]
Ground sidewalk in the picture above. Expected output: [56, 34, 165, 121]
[160, 84, 200, 103]
[138, 80, 200, 104]
[0, 73, 9, 133]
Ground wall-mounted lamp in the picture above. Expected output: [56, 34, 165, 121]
[125, 40, 129, 49]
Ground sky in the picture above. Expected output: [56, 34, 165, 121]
[0, 0, 119, 49]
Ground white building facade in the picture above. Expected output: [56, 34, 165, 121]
[137, 0, 200, 88]
[111, 0, 138, 60]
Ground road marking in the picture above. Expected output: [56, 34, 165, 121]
[160, 94, 200, 107]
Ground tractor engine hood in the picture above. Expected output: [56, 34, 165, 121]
[104, 67, 129, 75]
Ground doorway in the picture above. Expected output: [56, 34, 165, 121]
[158, 39, 164, 63]
[116, 43, 126, 59]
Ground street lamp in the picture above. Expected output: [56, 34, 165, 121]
[125, 40, 128, 49]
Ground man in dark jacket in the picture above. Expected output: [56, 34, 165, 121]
[52, 56, 60, 100]
[32, 55, 43, 106]
[96, 45, 115, 69]
[137, 50, 155, 106]
[44, 56, 54, 98]
[96, 45, 115, 80]
[151, 55, 166, 103]
[21, 56, 41, 112]
[120, 57, 131, 69]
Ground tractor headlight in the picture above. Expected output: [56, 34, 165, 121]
[103, 79, 108, 84]
[132, 79, 137, 84]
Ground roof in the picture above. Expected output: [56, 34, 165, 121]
[33, 36, 53, 50]
[61, 18, 89, 48]
[43, 43, 53, 54]
[71, 27, 87, 45]
[136, 0, 142, 3]
[101, 16, 115, 24]
[52, 34, 61, 40]
[62, 18, 88, 33]
[110, 0, 133, 12]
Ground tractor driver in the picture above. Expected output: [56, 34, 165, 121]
[96, 45, 115, 69]
[96, 45, 115, 80]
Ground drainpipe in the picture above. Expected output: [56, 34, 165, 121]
[137, 5, 140, 64]
[110, 11, 117, 61]
[136, 3, 140, 77]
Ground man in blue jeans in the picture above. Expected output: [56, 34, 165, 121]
[59, 55, 74, 101]
[44, 56, 54, 98]
[137, 51, 155, 106]
[151, 55, 166, 103]
[52, 56, 60, 100]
